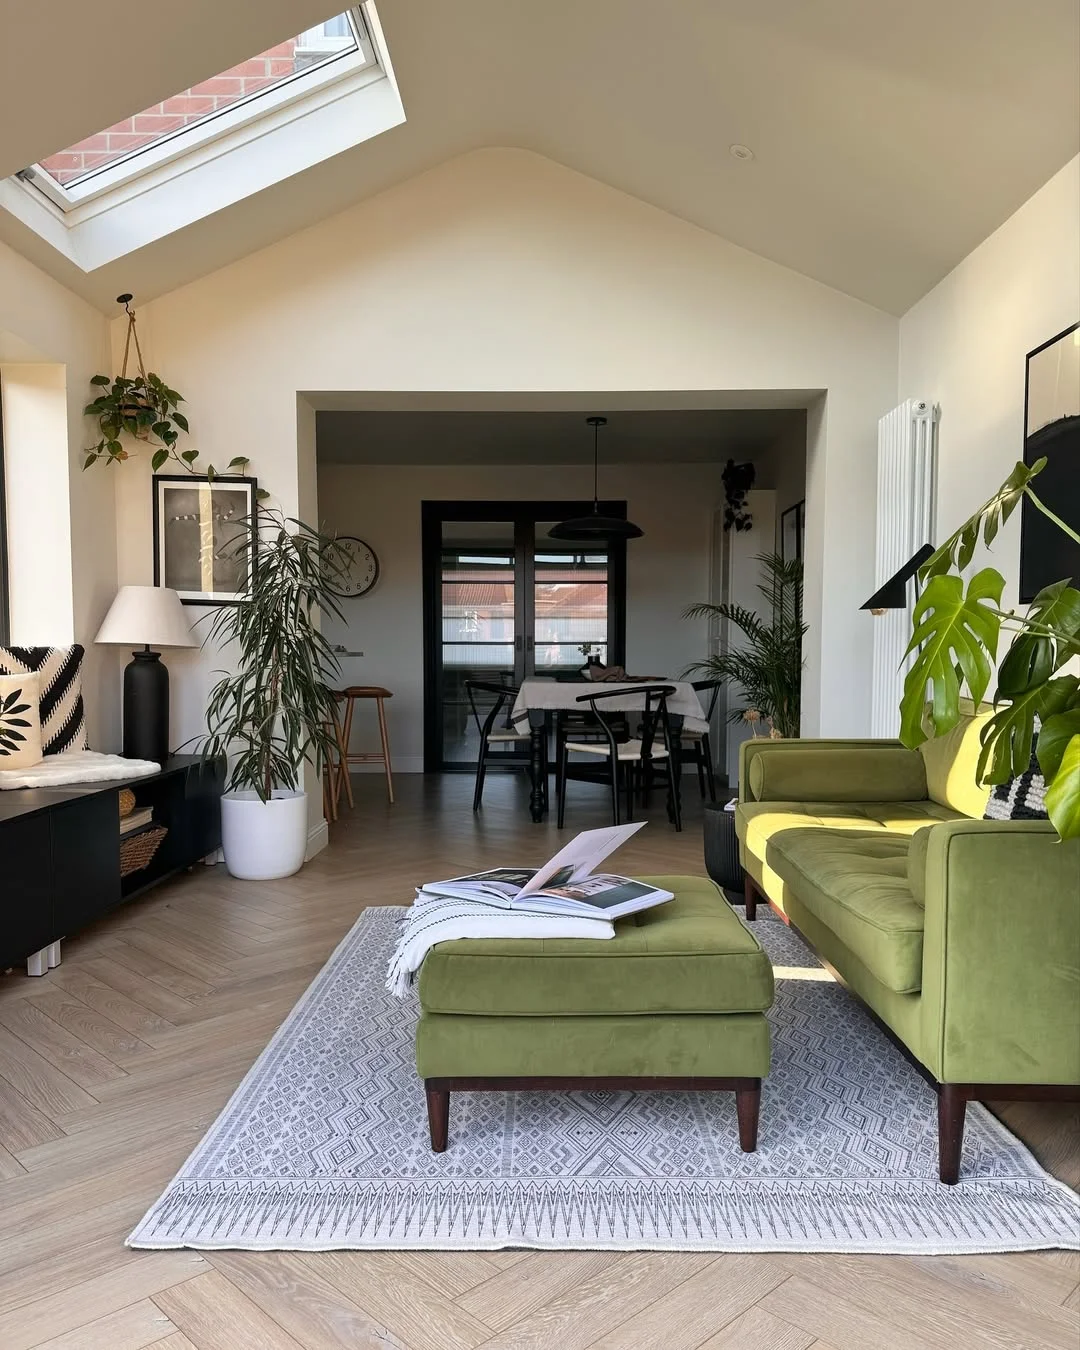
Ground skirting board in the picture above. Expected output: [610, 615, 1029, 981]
[348, 757, 424, 774]
[305, 819, 329, 861]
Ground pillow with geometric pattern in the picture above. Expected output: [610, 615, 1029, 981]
[0, 645, 88, 755]
[983, 723, 1049, 822]
[0, 672, 43, 769]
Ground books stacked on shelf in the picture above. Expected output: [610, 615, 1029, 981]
[417, 822, 674, 920]
[119, 806, 154, 836]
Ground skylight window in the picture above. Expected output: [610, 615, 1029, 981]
[21, 8, 376, 209]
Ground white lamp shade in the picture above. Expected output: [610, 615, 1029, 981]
[95, 586, 197, 648]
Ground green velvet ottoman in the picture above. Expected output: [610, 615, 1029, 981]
[415, 875, 774, 1152]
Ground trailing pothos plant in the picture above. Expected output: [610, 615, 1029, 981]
[898, 457, 1080, 840]
[82, 293, 262, 489]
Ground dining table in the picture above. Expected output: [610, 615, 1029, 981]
[510, 677, 710, 821]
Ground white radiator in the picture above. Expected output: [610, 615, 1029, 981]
[870, 399, 938, 738]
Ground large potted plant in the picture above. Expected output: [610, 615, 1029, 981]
[684, 551, 806, 737]
[200, 513, 347, 880]
[898, 457, 1080, 839]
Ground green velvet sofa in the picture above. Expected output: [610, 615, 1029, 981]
[734, 719, 1080, 1183]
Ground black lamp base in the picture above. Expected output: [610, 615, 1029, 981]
[123, 648, 170, 764]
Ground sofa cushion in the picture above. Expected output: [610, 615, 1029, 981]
[906, 826, 932, 907]
[918, 710, 992, 819]
[748, 746, 927, 803]
[736, 798, 963, 866]
[765, 829, 924, 993]
[417, 874, 774, 1017]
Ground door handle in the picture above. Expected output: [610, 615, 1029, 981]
[515, 635, 523, 652]
[526, 636, 535, 652]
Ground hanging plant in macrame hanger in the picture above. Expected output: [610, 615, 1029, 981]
[83, 293, 253, 484]
[722, 458, 756, 531]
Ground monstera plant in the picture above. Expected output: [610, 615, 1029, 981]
[898, 458, 1080, 839]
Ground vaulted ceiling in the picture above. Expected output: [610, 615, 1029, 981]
[1, 0, 1076, 315]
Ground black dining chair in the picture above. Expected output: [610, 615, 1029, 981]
[680, 678, 721, 802]
[557, 685, 682, 831]
[465, 680, 545, 811]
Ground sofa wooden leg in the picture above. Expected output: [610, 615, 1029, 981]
[937, 1083, 966, 1184]
[735, 1079, 761, 1152]
[743, 875, 757, 920]
[426, 1082, 449, 1152]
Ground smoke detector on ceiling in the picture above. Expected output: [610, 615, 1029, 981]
[729, 144, 755, 161]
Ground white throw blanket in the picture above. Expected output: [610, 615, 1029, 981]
[0, 749, 161, 790]
[386, 894, 614, 997]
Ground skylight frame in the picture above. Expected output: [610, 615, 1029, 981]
[21, 7, 377, 213]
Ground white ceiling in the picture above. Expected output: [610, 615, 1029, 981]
[1, 0, 1076, 315]
[316, 407, 806, 465]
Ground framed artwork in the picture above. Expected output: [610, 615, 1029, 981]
[780, 499, 805, 562]
[1019, 323, 1079, 602]
[153, 475, 257, 605]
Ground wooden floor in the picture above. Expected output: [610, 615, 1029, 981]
[0, 773, 1077, 1350]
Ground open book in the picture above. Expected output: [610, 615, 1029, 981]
[418, 822, 673, 920]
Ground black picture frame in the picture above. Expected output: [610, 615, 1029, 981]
[152, 475, 258, 606]
[780, 499, 805, 562]
[1019, 323, 1079, 603]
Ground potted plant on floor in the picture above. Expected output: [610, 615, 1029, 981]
[200, 512, 348, 880]
[684, 551, 806, 737]
[897, 457, 1080, 839]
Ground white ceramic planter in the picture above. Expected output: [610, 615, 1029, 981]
[220, 789, 308, 881]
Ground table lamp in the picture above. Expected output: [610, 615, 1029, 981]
[95, 585, 197, 764]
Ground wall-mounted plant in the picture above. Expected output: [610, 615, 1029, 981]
[722, 459, 756, 531]
[83, 294, 266, 494]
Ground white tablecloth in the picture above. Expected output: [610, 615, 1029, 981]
[510, 679, 709, 736]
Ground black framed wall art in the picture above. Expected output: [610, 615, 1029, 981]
[780, 499, 805, 562]
[1019, 323, 1079, 603]
[153, 475, 258, 605]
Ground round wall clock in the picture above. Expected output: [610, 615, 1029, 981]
[328, 536, 380, 597]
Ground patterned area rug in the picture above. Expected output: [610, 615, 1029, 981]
[129, 907, 1080, 1253]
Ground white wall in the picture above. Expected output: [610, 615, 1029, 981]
[116, 148, 899, 757]
[899, 156, 1080, 607]
[317, 460, 735, 767]
[0, 239, 117, 748]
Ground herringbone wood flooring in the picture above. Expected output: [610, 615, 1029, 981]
[0, 773, 1076, 1350]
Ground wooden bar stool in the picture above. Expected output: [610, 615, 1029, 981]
[337, 686, 395, 804]
[322, 700, 353, 822]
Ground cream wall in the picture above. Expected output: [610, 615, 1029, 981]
[317, 460, 743, 768]
[115, 148, 899, 756]
[0, 238, 118, 748]
[899, 156, 1080, 607]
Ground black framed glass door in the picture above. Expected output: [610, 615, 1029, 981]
[422, 501, 627, 770]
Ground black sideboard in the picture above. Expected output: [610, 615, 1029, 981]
[1, 755, 223, 975]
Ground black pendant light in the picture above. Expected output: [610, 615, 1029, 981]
[549, 416, 644, 540]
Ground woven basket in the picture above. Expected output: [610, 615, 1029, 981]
[119, 824, 167, 878]
[118, 788, 137, 819]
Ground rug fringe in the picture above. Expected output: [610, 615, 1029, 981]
[129, 1176, 1080, 1253]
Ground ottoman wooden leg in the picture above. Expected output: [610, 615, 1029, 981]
[425, 1081, 450, 1152]
[735, 1078, 761, 1152]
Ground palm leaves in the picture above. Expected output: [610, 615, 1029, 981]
[898, 458, 1080, 839]
[199, 513, 349, 801]
[684, 552, 806, 738]
[0, 686, 33, 758]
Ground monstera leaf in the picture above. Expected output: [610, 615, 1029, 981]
[899, 568, 1003, 748]
[922, 458, 1046, 580]
[1045, 733, 1080, 840]
[976, 674, 1078, 783]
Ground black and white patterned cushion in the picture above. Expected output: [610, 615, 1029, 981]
[0, 645, 88, 755]
[983, 725, 1049, 822]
